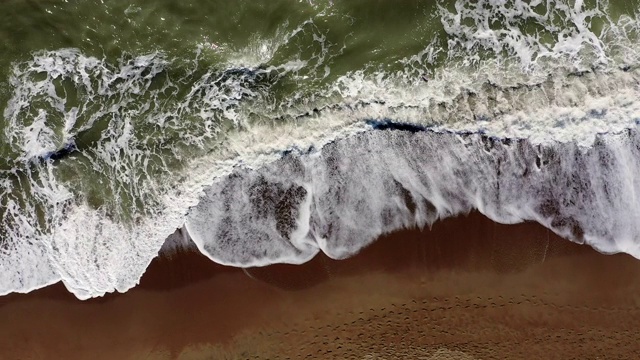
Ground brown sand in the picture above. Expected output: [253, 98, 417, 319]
[1, 212, 639, 359]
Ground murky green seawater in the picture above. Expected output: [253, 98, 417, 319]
[2, 0, 640, 299]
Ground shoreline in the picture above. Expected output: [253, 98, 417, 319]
[1, 212, 639, 359]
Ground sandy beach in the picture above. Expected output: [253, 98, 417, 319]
[1, 212, 639, 359]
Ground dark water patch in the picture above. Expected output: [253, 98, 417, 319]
[366, 119, 428, 133]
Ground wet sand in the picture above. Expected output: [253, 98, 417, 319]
[1, 212, 640, 359]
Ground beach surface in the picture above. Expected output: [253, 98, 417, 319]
[1, 212, 639, 359]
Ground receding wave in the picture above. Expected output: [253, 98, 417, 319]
[1, 0, 640, 299]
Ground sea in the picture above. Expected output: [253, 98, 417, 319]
[1, 0, 640, 300]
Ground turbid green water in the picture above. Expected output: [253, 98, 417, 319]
[2, 0, 640, 299]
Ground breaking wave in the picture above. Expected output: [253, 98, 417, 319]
[188, 126, 640, 267]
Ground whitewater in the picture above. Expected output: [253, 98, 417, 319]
[2, 0, 640, 299]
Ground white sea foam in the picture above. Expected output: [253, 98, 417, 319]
[187, 128, 640, 267]
[0, 47, 259, 298]
[187, 0, 640, 265]
[0, 16, 353, 297]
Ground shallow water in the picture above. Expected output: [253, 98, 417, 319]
[2, 213, 639, 359]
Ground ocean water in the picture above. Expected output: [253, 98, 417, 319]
[1, 0, 640, 299]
